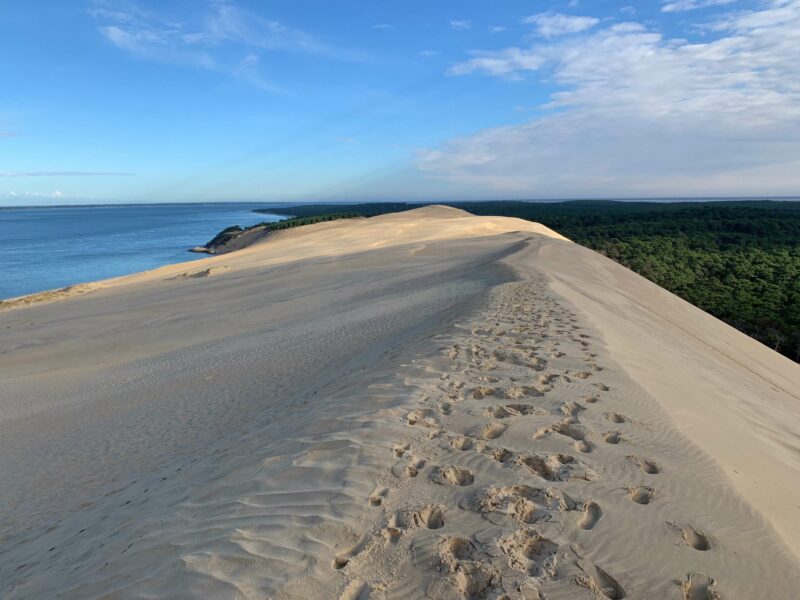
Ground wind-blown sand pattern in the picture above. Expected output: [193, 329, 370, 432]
[1, 206, 798, 598]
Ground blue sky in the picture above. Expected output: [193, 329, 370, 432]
[2, 0, 799, 204]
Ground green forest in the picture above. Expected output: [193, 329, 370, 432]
[261, 201, 800, 362]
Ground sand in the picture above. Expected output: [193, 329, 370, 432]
[1, 206, 798, 599]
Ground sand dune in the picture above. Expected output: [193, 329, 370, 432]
[1, 206, 798, 599]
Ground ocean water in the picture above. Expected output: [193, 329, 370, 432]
[0, 203, 284, 300]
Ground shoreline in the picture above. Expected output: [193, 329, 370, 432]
[0, 203, 284, 304]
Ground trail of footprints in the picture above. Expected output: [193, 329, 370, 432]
[339, 280, 720, 599]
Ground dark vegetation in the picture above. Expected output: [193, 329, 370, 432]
[259, 201, 800, 361]
[266, 213, 361, 230]
[203, 213, 359, 251]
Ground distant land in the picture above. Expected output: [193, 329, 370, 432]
[2, 195, 800, 209]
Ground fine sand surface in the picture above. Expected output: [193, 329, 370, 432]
[1, 206, 799, 599]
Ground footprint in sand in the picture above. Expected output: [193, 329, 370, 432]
[369, 487, 388, 506]
[480, 445, 515, 465]
[504, 385, 540, 399]
[392, 443, 410, 457]
[579, 501, 603, 530]
[584, 395, 601, 404]
[682, 527, 712, 551]
[604, 431, 623, 444]
[383, 512, 404, 543]
[561, 401, 585, 417]
[482, 422, 507, 440]
[455, 562, 496, 600]
[440, 536, 476, 561]
[505, 403, 548, 417]
[535, 417, 587, 443]
[430, 465, 474, 486]
[486, 405, 512, 419]
[338, 580, 371, 600]
[516, 453, 586, 482]
[446, 345, 461, 359]
[451, 435, 473, 451]
[405, 456, 425, 478]
[406, 408, 439, 428]
[579, 562, 626, 599]
[413, 505, 445, 529]
[331, 534, 369, 571]
[627, 455, 660, 474]
[628, 486, 656, 505]
[605, 413, 627, 424]
[679, 572, 721, 600]
[668, 523, 712, 551]
[466, 485, 576, 524]
[498, 529, 559, 579]
[472, 386, 497, 399]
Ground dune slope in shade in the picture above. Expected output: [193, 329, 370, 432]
[0, 206, 798, 599]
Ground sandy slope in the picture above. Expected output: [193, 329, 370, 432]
[1, 206, 798, 599]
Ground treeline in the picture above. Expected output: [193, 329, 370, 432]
[266, 213, 360, 230]
[203, 213, 359, 251]
[265, 201, 800, 361]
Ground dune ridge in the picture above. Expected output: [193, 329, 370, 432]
[1, 207, 798, 599]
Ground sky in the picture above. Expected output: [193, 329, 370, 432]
[2, 0, 800, 204]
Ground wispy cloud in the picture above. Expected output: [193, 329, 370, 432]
[233, 54, 284, 93]
[90, 0, 362, 90]
[450, 20, 472, 30]
[447, 48, 546, 78]
[1, 190, 66, 199]
[421, 1, 800, 196]
[661, 0, 736, 12]
[522, 12, 599, 37]
[0, 171, 132, 177]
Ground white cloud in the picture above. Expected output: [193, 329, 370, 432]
[489, 26, 508, 33]
[662, 0, 736, 13]
[420, 1, 800, 197]
[522, 12, 599, 37]
[90, 0, 360, 90]
[447, 48, 546, 78]
[450, 20, 472, 30]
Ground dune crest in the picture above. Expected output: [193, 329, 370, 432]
[1, 208, 798, 599]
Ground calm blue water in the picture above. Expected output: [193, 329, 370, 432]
[0, 203, 285, 299]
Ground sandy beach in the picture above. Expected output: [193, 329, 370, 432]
[1, 206, 799, 599]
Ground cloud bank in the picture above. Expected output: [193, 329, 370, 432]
[420, 1, 800, 197]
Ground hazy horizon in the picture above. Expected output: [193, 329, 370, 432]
[3, 195, 800, 209]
